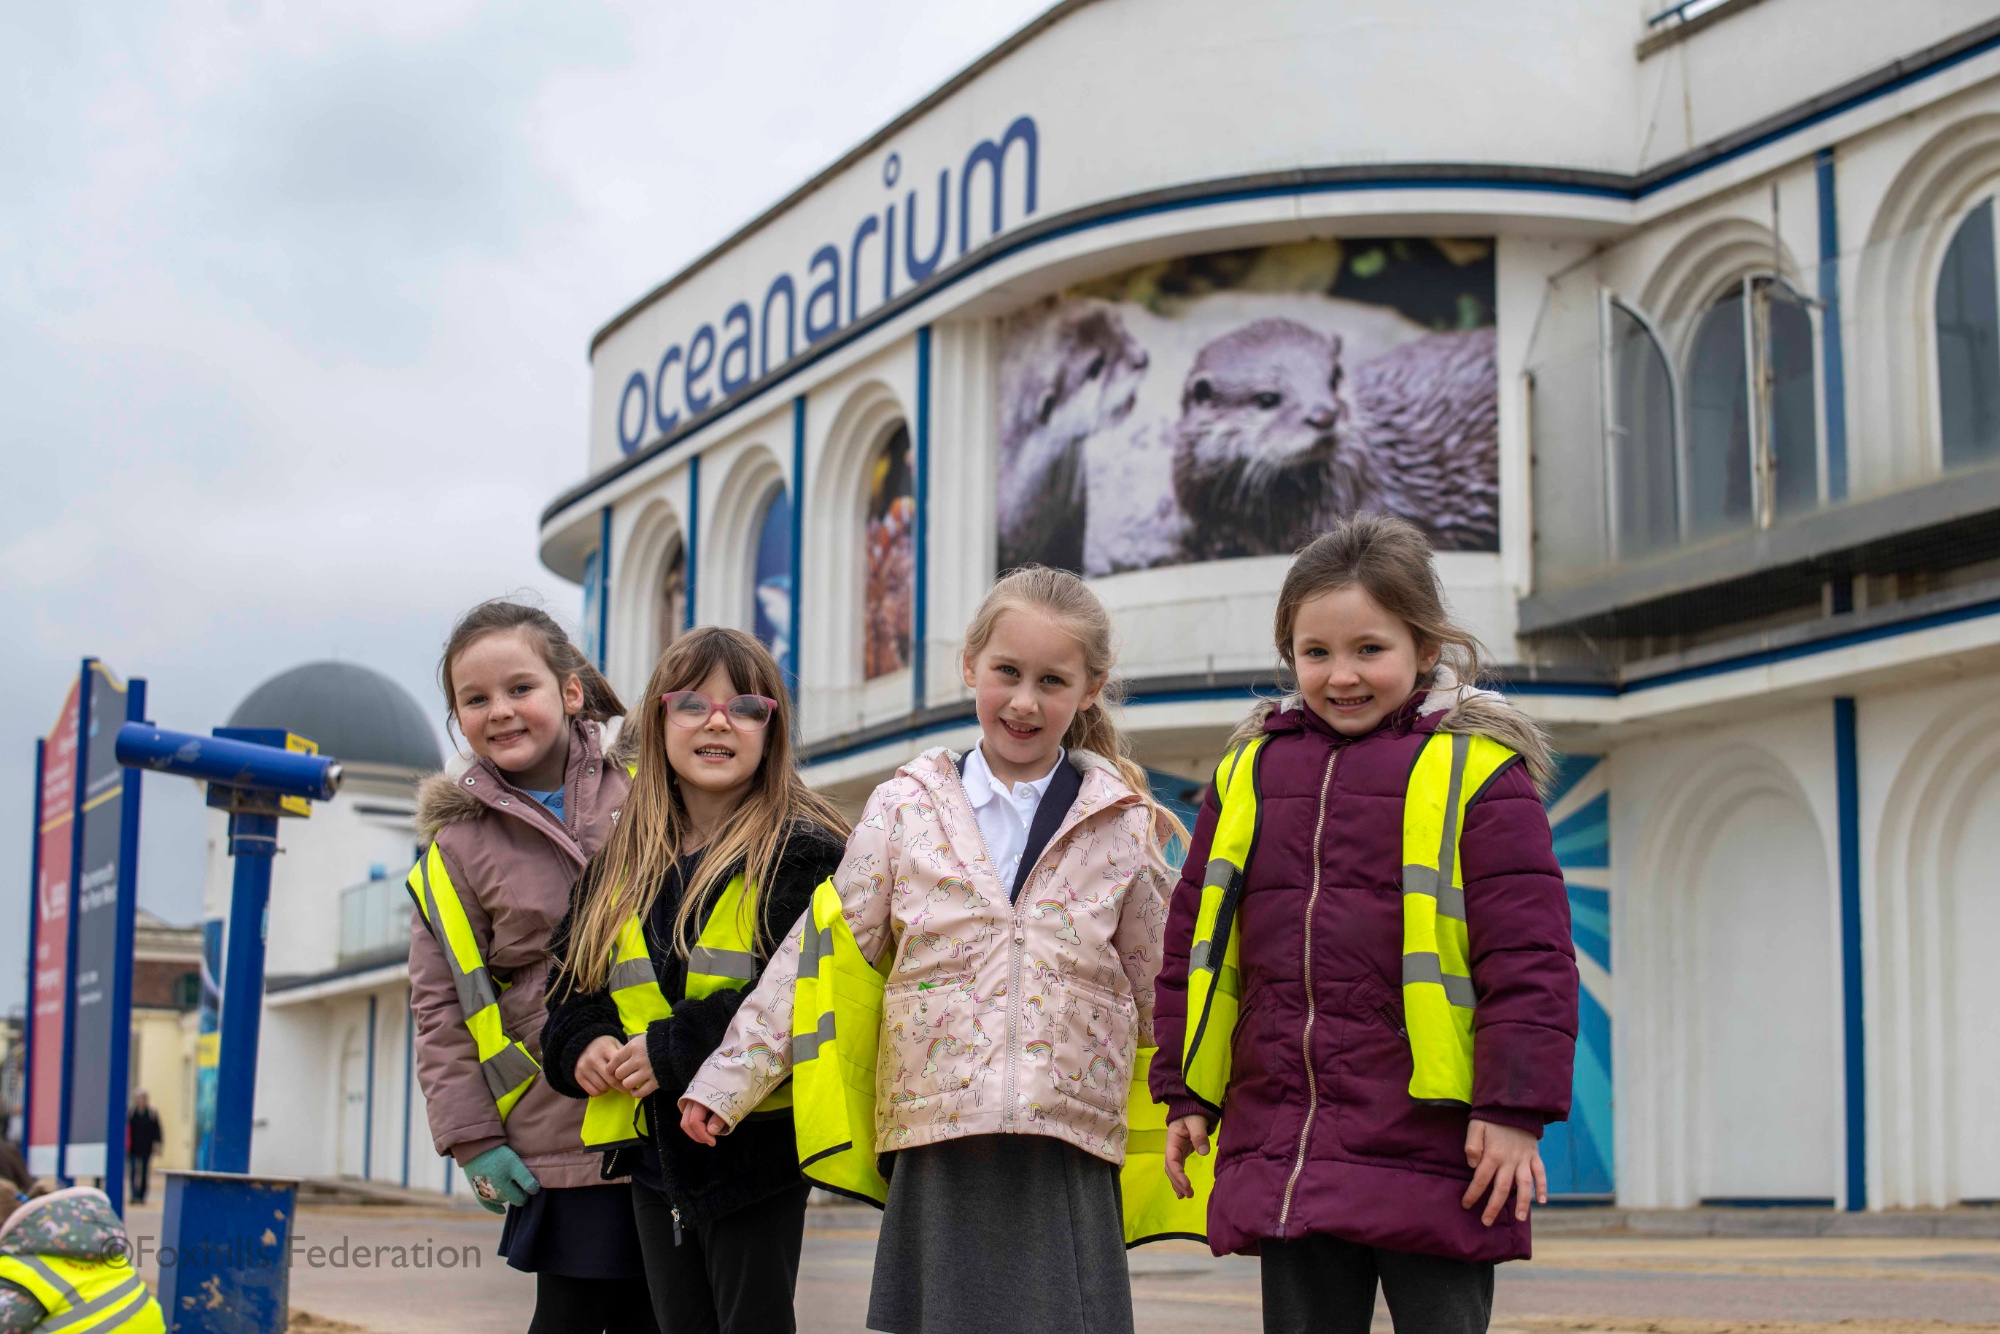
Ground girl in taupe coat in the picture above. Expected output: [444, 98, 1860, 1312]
[407, 600, 653, 1334]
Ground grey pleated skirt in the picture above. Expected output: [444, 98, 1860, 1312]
[866, 1133, 1134, 1334]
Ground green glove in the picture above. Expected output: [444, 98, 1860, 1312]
[462, 1145, 540, 1215]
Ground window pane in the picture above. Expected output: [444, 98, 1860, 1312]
[1687, 291, 1753, 538]
[864, 425, 915, 679]
[1763, 281, 1820, 519]
[752, 486, 792, 673]
[1610, 304, 1678, 557]
[1938, 198, 2000, 469]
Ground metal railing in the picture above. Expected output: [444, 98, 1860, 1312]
[338, 875, 410, 965]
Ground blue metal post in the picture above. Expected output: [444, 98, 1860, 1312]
[686, 455, 701, 630]
[913, 326, 932, 710]
[21, 739, 45, 1155]
[1816, 147, 1850, 502]
[102, 678, 146, 1215]
[210, 811, 278, 1175]
[58, 659, 93, 1184]
[1833, 697, 1866, 1210]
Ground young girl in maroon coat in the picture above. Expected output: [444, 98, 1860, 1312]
[1153, 514, 1577, 1334]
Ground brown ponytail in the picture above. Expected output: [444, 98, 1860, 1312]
[963, 566, 1189, 852]
[439, 599, 627, 736]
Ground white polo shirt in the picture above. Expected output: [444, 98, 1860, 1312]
[959, 744, 1066, 892]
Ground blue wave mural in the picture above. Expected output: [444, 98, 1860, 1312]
[1540, 753, 1614, 1197]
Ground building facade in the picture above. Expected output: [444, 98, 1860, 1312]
[540, 0, 2000, 1210]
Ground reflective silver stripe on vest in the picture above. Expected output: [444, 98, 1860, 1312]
[1189, 940, 1214, 973]
[1402, 952, 1478, 1009]
[1436, 733, 1471, 889]
[798, 921, 835, 975]
[1401, 866, 1467, 923]
[14, 1256, 80, 1307]
[687, 945, 757, 981]
[39, 1272, 144, 1333]
[481, 1044, 540, 1098]
[1202, 857, 1238, 892]
[418, 857, 501, 1019]
[791, 1009, 837, 1064]
[607, 958, 657, 993]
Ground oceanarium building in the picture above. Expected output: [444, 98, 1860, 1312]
[539, 0, 2000, 1211]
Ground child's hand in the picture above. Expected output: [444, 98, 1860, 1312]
[1462, 1119, 1548, 1225]
[612, 1035, 658, 1099]
[574, 1034, 621, 1096]
[678, 1098, 730, 1146]
[1163, 1114, 1212, 1199]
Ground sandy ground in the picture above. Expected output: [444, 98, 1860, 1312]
[120, 1203, 2000, 1333]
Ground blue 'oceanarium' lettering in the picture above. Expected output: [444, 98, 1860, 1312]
[617, 115, 1039, 455]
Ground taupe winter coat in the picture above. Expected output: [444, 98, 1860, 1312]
[408, 718, 629, 1188]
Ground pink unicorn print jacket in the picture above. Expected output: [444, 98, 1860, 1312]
[684, 746, 1173, 1165]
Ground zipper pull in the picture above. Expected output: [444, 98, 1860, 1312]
[672, 1207, 684, 1247]
[1013, 926, 1025, 945]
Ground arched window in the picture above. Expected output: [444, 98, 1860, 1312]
[1937, 197, 2000, 469]
[1685, 277, 1819, 536]
[751, 485, 791, 673]
[1608, 300, 1679, 558]
[657, 536, 686, 657]
[864, 425, 914, 679]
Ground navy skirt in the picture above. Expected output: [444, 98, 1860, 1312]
[499, 1183, 647, 1279]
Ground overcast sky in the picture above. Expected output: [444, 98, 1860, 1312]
[1, 0, 1051, 1015]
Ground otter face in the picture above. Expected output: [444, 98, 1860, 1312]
[1173, 319, 1348, 481]
[1170, 318, 1381, 559]
[1017, 305, 1149, 455]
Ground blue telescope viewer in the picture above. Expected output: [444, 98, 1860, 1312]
[116, 722, 342, 1334]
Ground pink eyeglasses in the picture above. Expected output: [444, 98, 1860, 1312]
[661, 691, 778, 732]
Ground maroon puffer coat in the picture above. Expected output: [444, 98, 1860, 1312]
[1151, 693, 1576, 1263]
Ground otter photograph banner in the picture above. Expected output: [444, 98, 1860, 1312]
[996, 238, 1499, 576]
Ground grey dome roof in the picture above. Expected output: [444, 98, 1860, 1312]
[227, 661, 443, 773]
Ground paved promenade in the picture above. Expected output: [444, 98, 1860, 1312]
[123, 1200, 2000, 1333]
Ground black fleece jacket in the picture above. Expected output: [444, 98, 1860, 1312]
[542, 821, 845, 1227]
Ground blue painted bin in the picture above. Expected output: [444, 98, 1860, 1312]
[156, 1171, 298, 1334]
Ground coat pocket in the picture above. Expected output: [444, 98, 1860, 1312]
[1333, 976, 1466, 1171]
[1048, 973, 1135, 1116]
[878, 982, 977, 1122]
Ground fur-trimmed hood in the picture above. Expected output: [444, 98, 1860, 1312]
[415, 717, 630, 838]
[1227, 669, 1553, 796]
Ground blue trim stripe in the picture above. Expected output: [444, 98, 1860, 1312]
[913, 325, 932, 710]
[789, 396, 806, 695]
[1833, 697, 1866, 1211]
[364, 993, 377, 1181]
[400, 990, 412, 1189]
[21, 737, 44, 1165]
[686, 454, 701, 630]
[596, 506, 612, 671]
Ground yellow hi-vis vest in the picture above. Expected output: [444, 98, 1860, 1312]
[787, 878, 1213, 1245]
[581, 874, 795, 1150]
[408, 844, 542, 1121]
[0, 1253, 165, 1334]
[1182, 729, 1517, 1113]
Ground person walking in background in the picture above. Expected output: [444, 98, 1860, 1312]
[680, 566, 1188, 1334]
[407, 601, 655, 1334]
[124, 1094, 161, 1206]
[1151, 514, 1578, 1334]
[543, 627, 848, 1334]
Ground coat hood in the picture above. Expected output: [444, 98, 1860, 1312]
[415, 717, 614, 838]
[0, 1188, 129, 1262]
[1231, 670, 1553, 796]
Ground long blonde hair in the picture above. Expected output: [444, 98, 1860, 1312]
[561, 628, 848, 993]
[963, 566, 1188, 853]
